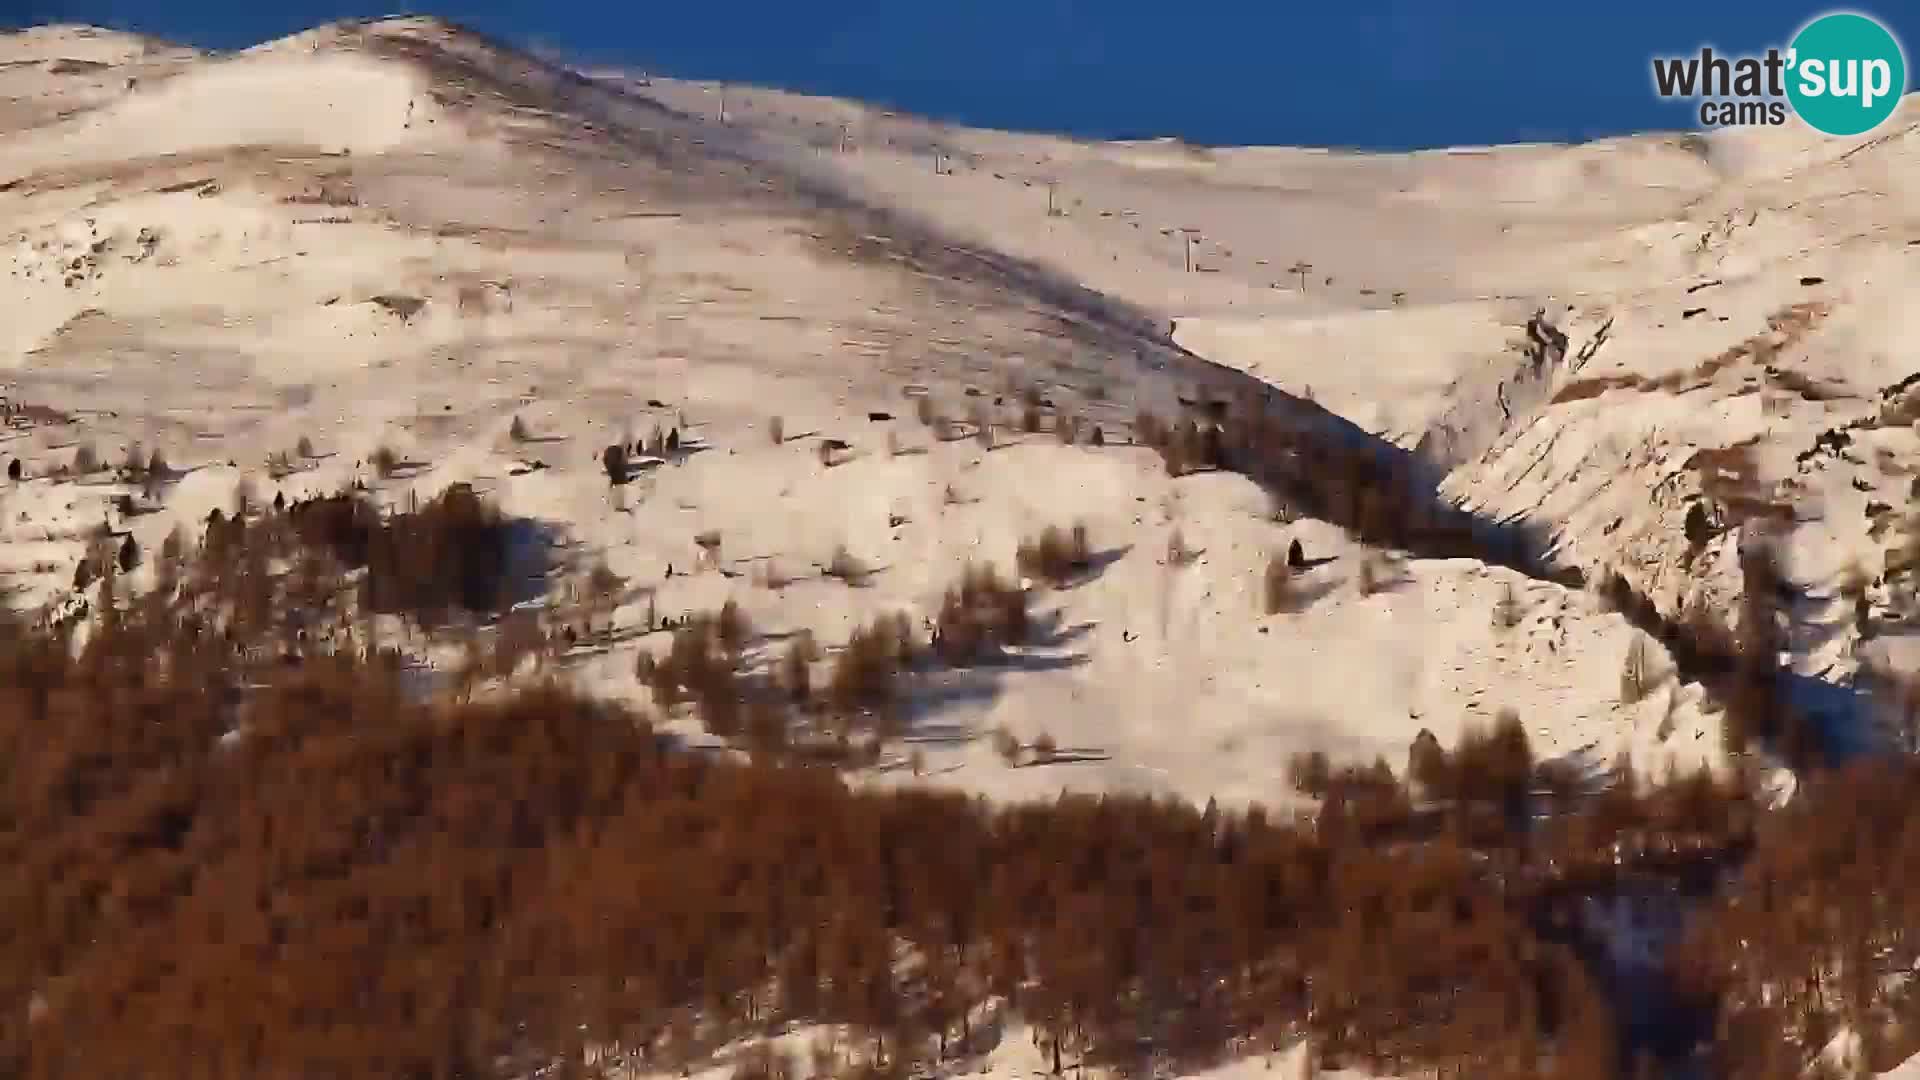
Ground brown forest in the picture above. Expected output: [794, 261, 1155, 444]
[0, 402, 1912, 1080]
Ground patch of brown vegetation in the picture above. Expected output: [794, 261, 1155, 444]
[1676, 759, 1920, 1076]
[11, 554, 1749, 1080]
[1014, 523, 1093, 587]
[932, 563, 1031, 666]
[823, 612, 915, 739]
[0, 437, 1880, 1080]
[281, 484, 523, 626]
[637, 610, 749, 733]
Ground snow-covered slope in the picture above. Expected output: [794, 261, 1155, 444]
[26, 14, 1920, 1080]
[19, 19, 1919, 822]
[1442, 110, 1920, 694]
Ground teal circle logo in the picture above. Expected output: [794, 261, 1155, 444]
[1786, 12, 1907, 136]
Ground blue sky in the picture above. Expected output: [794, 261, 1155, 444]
[12, 1, 1919, 150]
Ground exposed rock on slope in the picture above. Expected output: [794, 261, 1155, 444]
[1440, 115, 1920, 687]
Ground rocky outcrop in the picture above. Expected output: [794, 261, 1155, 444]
[1414, 307, 1608, 476]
